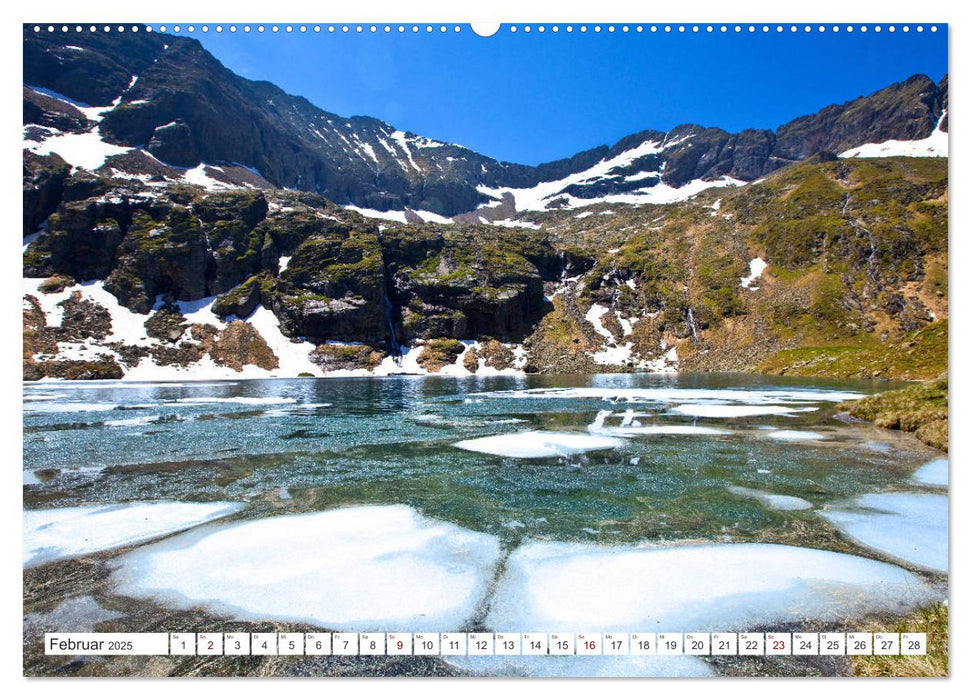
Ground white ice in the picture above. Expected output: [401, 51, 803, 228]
[819, 493, 948, 573]
[766, 430, 827, 441]
[454, 431, 626, 459]
[588, 412, 729, 438]
[485, 541, 938, 632]
[24, 501, 243, 568]
[480, 386, 862, 404]
[111, 505, 501, 631]
[727, 486, 813, 511]
[671, 404, 817, 418]
[22, 401, 119, 413]
[912, 458, 948, 487]
[170, 396, 298, 406]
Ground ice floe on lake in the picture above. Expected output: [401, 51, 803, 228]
[453, 431, 626, 459]
[111, 505, 501, 631]
[765, 430, 827, 441]
[169, 396, 299, 406]
[479, 386, 862, 404]
[597, 425, 731, 437]
[671, 404, 817, 418]
[912, 458, 948, 487]
[727, 486, 813, 511]
[484, 541, 938, 632]
[819, 493, 947, 573]
[24, 501, 243, 568]
[22, 401, 121, 413]
[587, 410, 729, 437]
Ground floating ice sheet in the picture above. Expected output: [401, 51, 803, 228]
[819, 493, 948, 573]
[22, 401, 120, 413]
[727, 486, 813, 511]
[476, 387, 863, 404]
[912, 458, 948, 487]
[23, 501, 243, 568]
[485, 541, 937, 632]
[671, 404, 817, 418]
[111, 505, 502, 631]
[170, 396, 298, 406]
[592, 424, 729, 437]
[766, 430, 827, 441]
[454, 430, 626, 458]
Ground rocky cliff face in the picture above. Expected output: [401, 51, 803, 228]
[23, 161, 560, 381]
[24, 26, 947, 217]
[23, 153, 948, 381]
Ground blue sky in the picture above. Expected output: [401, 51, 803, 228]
[192, 25, 948, 166]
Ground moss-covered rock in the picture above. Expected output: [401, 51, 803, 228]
[24, 200, 127, 280]
[32, 358, 124, 380]
[524, 293, 600, 374]
[149, 342, 204, 367]
[757, 319, 947, 380]
[273, 227, 388, 343]
[23, 151, 70, 236]
[388, 226, 548, 343]
[310, 343, 385, 372]
[210, 321, 279, 371]
[838, 375, 947, 451]
[144, 307, 188, 342]
[55, 292, 112, 342]
[195, 191, 272, 293]
[104, 206, 209, 313]
[38, 274, 75, 294]
[476, 339, 517, 371]
[416, 338, 466, 372]
[211, 273, 273, 319]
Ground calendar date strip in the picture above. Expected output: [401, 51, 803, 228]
[45, 631, 927, 657]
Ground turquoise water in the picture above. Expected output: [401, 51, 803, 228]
[23, 373, 936, 550]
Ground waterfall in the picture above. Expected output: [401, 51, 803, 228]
[385, 298, 401, 363]
[687, 307, 699, 343]
[861, 226, 878, 293]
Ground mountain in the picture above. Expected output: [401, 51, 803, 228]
[22, 26, 948, 383]
[22, 155, 948, 382]
[24, 26, 947, 219]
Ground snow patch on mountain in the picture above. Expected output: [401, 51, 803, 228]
[840, 112, 948, 159]
[740, 257, 767, 289]
[477, 138, 666, 211]
[346, 205, 453, 225]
